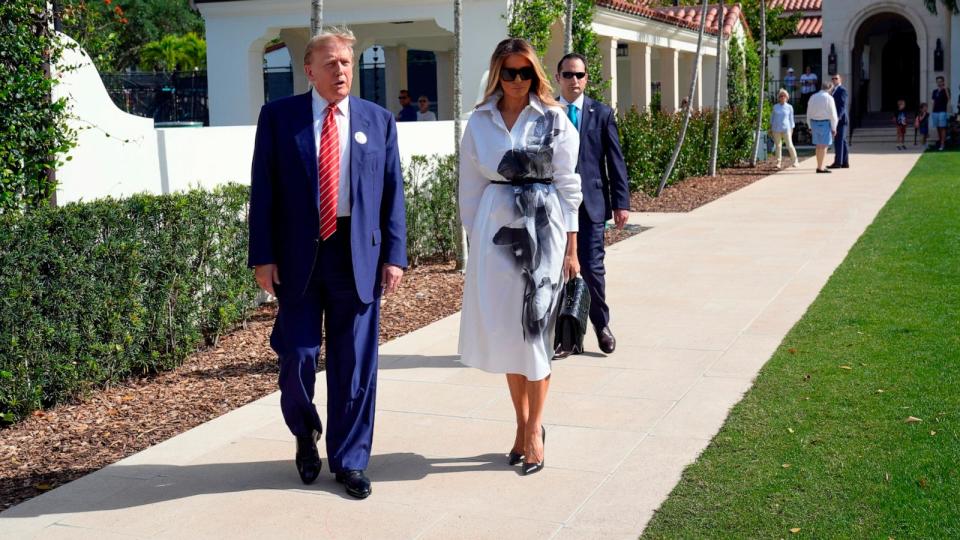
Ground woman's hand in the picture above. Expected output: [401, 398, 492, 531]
[563, 232, 579, 281]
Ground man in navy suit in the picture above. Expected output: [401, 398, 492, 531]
[555, 53, 630, 354]
[828, 73, 850, 168]
[248, 28, 406, 498]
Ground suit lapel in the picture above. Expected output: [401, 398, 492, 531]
[293, 91, 318, 206]
[579, 96, 595, 155]
[349, 96, 371, 215]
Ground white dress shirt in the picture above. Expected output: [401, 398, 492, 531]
[559, 93, 585, 132]
[459, 93, 582, 233]
[311, 87, 351, 217]
[416, 110, 437, 121]
[806, 90, 838, 131]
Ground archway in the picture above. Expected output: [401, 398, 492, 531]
[851, 12, 919, 128]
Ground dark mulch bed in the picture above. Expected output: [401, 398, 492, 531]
[632, 158, 789, 212]
[1, 227, 648, 511]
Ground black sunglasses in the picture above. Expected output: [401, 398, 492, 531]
[561, 71, 586, 80]
[501, 67, 535, 82]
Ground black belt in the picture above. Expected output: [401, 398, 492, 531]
[491, 178, 553, 185]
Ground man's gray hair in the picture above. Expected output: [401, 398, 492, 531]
[303, 26, 356, 64]
[821, 81, 833, 91]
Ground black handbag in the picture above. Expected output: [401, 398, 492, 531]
[554, 275, 591, 358]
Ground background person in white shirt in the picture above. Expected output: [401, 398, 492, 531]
[799, 66, 818, 111]
[416, 95, 436, 121]
[806, 81, 838, 173]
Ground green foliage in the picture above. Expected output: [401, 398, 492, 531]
[0, 185, 259, 424]
[924, 0, 960, 14]
[618, 106, 755, 194]
[739, 0, 801, 47]
[139, 32, 206, 71]
[404, 154, 458, 266]
[507, 0, 608, 96]
[62, 0, 204, 72]
[0, 1, 76, 214]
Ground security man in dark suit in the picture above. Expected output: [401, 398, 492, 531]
[828, 73, 849, 168]
[555, 53, 630, 354]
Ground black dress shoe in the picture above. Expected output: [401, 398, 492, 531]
[827, 164, 840, 169]
[816, 168, 832, 174]
[597, 326, 616, 354]
[508, 450, 524, 466]
[522, 426, 546, 476]
[295, 430, 322, 485]
[335, 470, 372, 499]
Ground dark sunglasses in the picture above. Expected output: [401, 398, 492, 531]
[500, 67, 535, 82]
[561, 71, 586, 80]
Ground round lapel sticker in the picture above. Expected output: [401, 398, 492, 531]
[354, 131, 367, 145]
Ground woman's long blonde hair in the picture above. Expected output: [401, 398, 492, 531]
[477, 38, 560, 109]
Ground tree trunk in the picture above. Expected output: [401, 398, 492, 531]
[452, 0, 468, 271]
[655, 0, 710, 197]
[750, 0, 767, 167]
[708, 0, 724, 177]
[564, 0, 574, 54]
[311, 0, 323, 36]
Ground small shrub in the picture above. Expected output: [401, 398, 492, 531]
[403, 154, 458, 266]
[0, 185, 258, 424]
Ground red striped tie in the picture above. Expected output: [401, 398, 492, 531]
[318, 102, 340, 240]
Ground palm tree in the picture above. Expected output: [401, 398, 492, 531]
[311, 0, 322, 36]
[656, 0, 710, 196]
[452, 0, 468, 270]
[750, 0, 766, 167]
[564, 0, 574, 54]
[708, 0, 724, 177]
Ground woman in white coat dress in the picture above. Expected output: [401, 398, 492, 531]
[458, 38, 582, 476]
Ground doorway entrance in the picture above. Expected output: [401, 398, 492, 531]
[851, 13, 919, 128]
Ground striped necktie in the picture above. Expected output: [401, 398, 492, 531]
[318, 102, 340, 241]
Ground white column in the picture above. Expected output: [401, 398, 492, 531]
[630, 42, 652, 111]
[435, 50, 454, 120]
[951, 15, 960, 114]
[204, 23, 268, 126]
[279, 28, 311, 94]
[397, 45, 409, 93]
[457, 0, 510, 117]
[659, 47, 679, 113]
[384, 46, 403, 116]
[601, 36, 618, 109]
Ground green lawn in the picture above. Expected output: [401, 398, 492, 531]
[642, 150, 960, 539]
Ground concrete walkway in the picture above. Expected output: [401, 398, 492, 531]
[1, 145, 923, 539]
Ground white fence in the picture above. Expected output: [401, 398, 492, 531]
[53, 35, 457, 205]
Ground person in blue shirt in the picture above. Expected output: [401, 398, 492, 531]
[396, 89, 418, 122]
[770, 88, 798, 168]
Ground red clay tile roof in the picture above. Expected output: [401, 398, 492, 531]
[793, 15, 822, 37]
[595, 1, 744, 38]
[767, 0, 821, 12]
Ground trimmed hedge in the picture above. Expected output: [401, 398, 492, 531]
[619, 107, 756, 194]
[0, 184, 258, 423]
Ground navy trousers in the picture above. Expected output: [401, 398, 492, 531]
[832, 118, 849, 167]
[270, 219, 380, 473]
[577, 210, 610, 331]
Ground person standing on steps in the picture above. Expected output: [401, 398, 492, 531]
[931, 76, 951, 151]
[248, 27, 407, 499]
[554, 52, 630, 354]
[828, 74, 849, 169]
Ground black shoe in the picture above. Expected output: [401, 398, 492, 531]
[335, 470, 372, 499]
[508, 450, 524, 466]
[522, 426, 546, 476]
[827, 164, 841, 169]
[597, 326, 616, 354]
[816, 168, 832, 174]
[295, 429, 322, 485]
[841, 164, 849, 168]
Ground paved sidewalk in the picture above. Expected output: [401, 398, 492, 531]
[1, 146, 922, 539]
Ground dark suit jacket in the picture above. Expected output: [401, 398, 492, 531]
[570, 96, 630, 223]
[248, 92, 407, 304]
[832, 85, 848, 122]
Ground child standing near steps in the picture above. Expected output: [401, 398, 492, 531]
[894, 99, 908, 150]
[914, 102, 929, 146]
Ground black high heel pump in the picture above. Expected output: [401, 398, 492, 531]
[522, 426, 546, 476]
